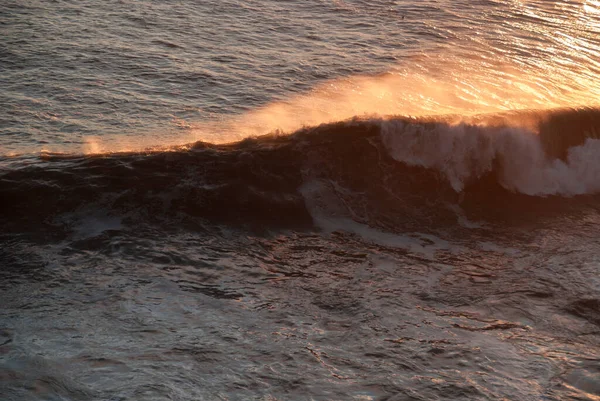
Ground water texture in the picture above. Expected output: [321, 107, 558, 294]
[1, 1, 600, 400]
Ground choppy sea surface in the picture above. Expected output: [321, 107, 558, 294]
[2, 1, 600, 400]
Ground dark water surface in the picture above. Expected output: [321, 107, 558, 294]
[2, 1, 600, 400]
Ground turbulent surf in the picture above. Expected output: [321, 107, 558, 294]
[3, 107, 600, 233]
[3, 107, 600, 400]
[2, 0, 600, 400]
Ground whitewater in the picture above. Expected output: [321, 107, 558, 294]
[2, 1, 600, 400]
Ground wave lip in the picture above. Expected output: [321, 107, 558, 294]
[380, 107, 600, 196]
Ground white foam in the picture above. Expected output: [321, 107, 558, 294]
[300, 180, 463, 258]
[56, 210, 123, 240]
[380, 120, 600, 196]
[478, 242, 520, 256]
[74, 215, 122, 239]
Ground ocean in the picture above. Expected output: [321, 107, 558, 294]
[1, 0, 600, 400]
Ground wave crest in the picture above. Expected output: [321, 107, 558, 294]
[1, 107, 599, 235]
[380, 107, 600, 195]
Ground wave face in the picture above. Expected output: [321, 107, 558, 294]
[1, 107, 599, 236]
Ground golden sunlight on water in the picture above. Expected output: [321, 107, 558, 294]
[184, 57, 599, 146]
[78, 60, 599, 154]
[77, 0, 600, 154]
[584, 0, 600, 18]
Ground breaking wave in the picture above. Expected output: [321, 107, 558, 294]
[1, 107, 599, 235]
[381, 107, 600, 195]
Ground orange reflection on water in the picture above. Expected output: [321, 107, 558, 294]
[184, 55, 599, 146]
[80, 0, 600, 154]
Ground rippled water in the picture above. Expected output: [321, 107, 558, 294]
[2, 1, 600, 400]
[2, 0, 599, 153]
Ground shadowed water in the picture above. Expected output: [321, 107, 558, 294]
[2, 1, 600, 400]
